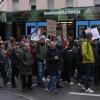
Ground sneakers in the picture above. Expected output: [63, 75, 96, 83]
[42, 77, 46, 82]
[62, 81, 68, 84]
[45, 88, 51, 93]
[45, 77, 50, 82]
[85, 88, 94, 93]
[45, 88, 58, 94]
[69, 81, 74, 85]
[51, 90, 58, 94]
[77, 83, 83, 87]
[7, 82, 11, 85]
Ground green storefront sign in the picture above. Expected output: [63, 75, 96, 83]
[0, 7, 100, 22]
[12, 7, 100, 22]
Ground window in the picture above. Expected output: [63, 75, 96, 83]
[66, 0, 73, 7]
[13, 0, 19, 11]
[47, 0, 54, 9]
[30, 0, 36, 10]
[31, 5, 36, 10]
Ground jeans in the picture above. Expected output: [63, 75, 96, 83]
[47, 70, 61, 91]
[37, 61, 46, 83]
[6, 59, 12, 79]
[56, 70, 61, 85]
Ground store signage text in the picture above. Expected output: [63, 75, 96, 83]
[44, 10, 81, 15]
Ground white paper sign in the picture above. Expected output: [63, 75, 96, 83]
[31, 32, 39, 41]
[91, 28, 100, 40]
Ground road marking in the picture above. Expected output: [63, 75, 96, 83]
[0, 90, 35, 100]
[68, 92, 100, 97]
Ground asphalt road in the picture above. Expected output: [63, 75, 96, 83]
[0, 90, 31, 100]
[0, 78, 100, 100]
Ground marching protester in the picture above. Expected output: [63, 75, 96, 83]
[30, 41, 37, 77]
[16, 43, 33, 91]
[81, 32, 95, 93]
[72, 40, 83, 83]
[56, 37, 64, 88]
[62, 41, 74, 85]
[0, 30, 100, 95]
[46, 41, 63, 93]
[36, 36, 46, 87]
[0, 36, 3, 44]
[92, 39, 100, 85]
[4, 37, 15, 85]
[10, 42, 20, 88]
[0, 41, 8, 86]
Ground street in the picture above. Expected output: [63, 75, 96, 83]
[0, 78, 100, 100]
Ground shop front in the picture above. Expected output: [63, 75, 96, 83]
[76, 7, 100, 38]
[12, 8, 79, 39]
[12, 7, 100, 40]
[11, 6, 100, 39]
[76, 20, 100, 38]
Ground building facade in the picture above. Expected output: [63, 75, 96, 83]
[0, 0, 99, 12]
[0, 0, 36, 12]
[0, 0, 100, 40]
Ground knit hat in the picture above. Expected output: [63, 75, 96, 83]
[39, 35, 46, 40]
[86, 32, 93, 38]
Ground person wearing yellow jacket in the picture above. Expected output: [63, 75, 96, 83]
[81, 32, 95, 93]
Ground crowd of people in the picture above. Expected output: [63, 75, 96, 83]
[0, 31, 100, 94]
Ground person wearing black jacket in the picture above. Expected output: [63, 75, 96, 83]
[56, 41, 64, 88]
[72, 40, 82, 82]
[0, 42, 8, 86]
[62, 44, 74, 85]
[10, 43, 20, 88]
[46, 41, 62, 93]
[17, 43, 33, 91]
[92, 40, 100, 85]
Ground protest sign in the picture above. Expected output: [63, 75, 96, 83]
[91, 27, 100, 40]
